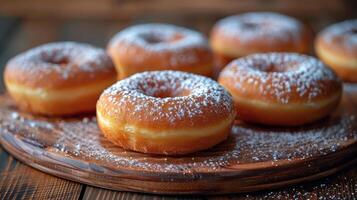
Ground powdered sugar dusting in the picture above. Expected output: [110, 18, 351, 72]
[242, 173, 357, 199]
[7, 41, 114, 80]
[220, 53, 340, 104]
[215, 12, 304, 44]
[0, 102, 356, 174]
[100, 70, 234, 125]
[320, 19, 357, 51]
[109, 23, 210, 66]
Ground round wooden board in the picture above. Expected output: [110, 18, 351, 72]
[0, 84, 357, 195]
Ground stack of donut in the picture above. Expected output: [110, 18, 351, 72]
[4, 12, 355, 155]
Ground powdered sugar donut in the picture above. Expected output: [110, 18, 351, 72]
[97, 70, 236, 155]
[4, 42, 117, 115]
[211, 12, 311, 75]
[107, 23, 213, 79]
[218, 53, 342, 126]
[315, 20, 357, 82]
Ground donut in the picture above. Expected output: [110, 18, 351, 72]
[218, 53, 342, 126]
[211, 12, 311, 75]
[315, 20, 357, 82]
[4, 42, 117, 116]
[97, 71, 236, 155]
[107, 23, 213, 79]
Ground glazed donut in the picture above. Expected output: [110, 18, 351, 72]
[107, 23, 213, 79]
[97, 70, 236, 155]
[211, 12, 311, 75]
[4, 42, 117, 116]
[315, 20, 357, 82]
[218, 53, 342, 126]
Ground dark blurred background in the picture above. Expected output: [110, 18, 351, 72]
[0, 0, 356, 90]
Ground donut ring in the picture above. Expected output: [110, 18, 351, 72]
[108, 23, 213, 79]
[315, 20, 357, 82]
[218, 53, 342, 126]
[97, 71, 236, 155]
[4, 42, 117, 116]
[211, 12, 311, 75]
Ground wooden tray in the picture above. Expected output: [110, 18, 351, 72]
[0, 84, 356, 195]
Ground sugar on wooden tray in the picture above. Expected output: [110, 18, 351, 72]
[1, 108, 355, 174]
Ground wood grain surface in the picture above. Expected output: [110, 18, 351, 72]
[0, 0, 354, 20]
[1, 3, 357, 198]
[0, 149, 83, 200]
[1, 151, 356, 200]
[0, 84, 356, 194]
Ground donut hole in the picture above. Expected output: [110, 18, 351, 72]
[152, 90, 178, 98]
[139, 83, 190, 98]
[255, 62, 298, 73]
[349, 28, 357, 35]
[142, 34, 162, 44]
[149, 89, 190, 98]
[141, 33, 183, 44]
[43, 56, 69, 65]
[242, 22, 258, 29]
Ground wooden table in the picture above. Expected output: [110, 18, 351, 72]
[0, 5, 357, 198]
[1, 145, 356, 199]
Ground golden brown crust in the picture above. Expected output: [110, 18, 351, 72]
[210, 12, 311, 73]
[8, 87, 99, 115]
[96, 71, 236, 155]
[4, 42, 117, 115]
[315, 20, 357, 82]
[316, 40, 357, 82]
[107, 24, 213, 79]
[230, 96, 340, 126]
[5, 64, 116, 90]
[96, 93, 235, 130]
[4, 42, 116, 89]
[98, 119, 231, 155]
[218, 53, 342, 126]
[211, 28, 310, 57]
